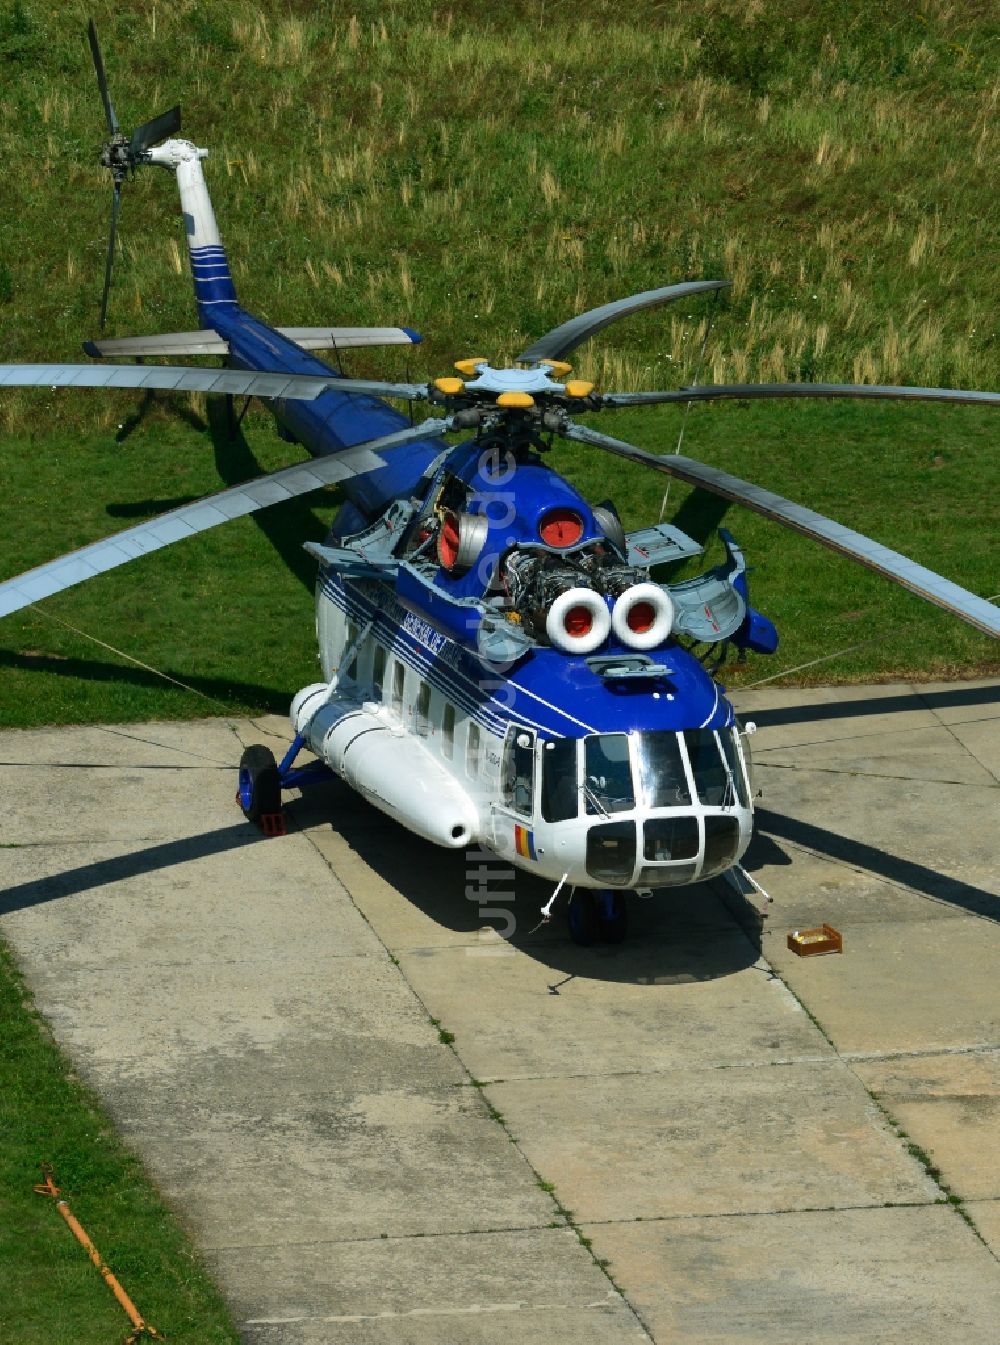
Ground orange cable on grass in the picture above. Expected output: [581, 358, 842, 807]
[34, 1165, 165, 1342]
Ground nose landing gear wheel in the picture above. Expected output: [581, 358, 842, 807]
[567, 889, 628, 945]
[238, 744, 281, 823]
[598, 889, 628, 944]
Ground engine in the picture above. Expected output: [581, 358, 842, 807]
[501, 547, 673, 653]
[504, 550, 633, 625]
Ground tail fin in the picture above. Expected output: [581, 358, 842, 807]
[148, 142, 239, 323]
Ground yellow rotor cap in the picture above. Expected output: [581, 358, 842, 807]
[453, 358, 486, 376]
[497, 391, 535, 408]
[540, 359, 573, 376]
[564, 380, 595, 398]
[433, 377, 465, 395]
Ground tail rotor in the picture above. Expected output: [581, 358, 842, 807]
[87, 18, 181, 328]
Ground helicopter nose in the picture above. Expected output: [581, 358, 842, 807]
[562, 808, 748, 890]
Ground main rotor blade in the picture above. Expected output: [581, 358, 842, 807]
[130, 104, 181, 156]
[517, 280, 730, 365]
[0, 416, 453, 620]
[87, 18, 118, 136]
[0, 363, 429, 404]
[560, 421, 1000, 640]
[99, 182, 121, 330]
[328, 416, 454, 456]
[601, 382, 1000, 409]
[0, 447, 391, 621]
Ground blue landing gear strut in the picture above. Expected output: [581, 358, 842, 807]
[237, 734, 334, 835]
[567, 889, 629, 946]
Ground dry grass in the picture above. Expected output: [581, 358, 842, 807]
[2, 2, 996, 400]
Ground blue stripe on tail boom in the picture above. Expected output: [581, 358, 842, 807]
[191, 244, 237, 315]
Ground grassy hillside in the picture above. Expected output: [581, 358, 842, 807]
[1, 0, 998, 726]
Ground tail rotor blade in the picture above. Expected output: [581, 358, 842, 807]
[130, 104, 181, 156]
[99, 182, 122, 330]
[87, 18, 118, 136]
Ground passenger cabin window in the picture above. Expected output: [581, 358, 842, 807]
[343, 619, 358, 680]
[390, 660, 405, 715]
[372, 643, 386, 699]
[541, 738, 578, 822]
[415, 681, 431, 736]
[584, 734, 634, 815]
[442, 703, 455, 759]
[467, 722, 481, 777]
[502, 726, 536, 816]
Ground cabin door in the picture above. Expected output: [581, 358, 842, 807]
[490, 724, 537, 859]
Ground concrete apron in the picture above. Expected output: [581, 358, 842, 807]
[0, 679, 997, 1344]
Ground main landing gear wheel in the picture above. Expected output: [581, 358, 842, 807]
[567, 890, 628, 945]
[237, 744, 281, 824]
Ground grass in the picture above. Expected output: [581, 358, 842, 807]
[3, 3, 999, 390]
[0, 940, 239, 1344]
[0, 0, 996, 728]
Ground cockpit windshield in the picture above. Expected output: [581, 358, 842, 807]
[540, 727, 751, 824]
[683, 729, 733, 806]
[583, 733, 634, 815]
[634, 732, 692, 808]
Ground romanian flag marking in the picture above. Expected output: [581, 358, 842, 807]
[514, 824, 536, 860]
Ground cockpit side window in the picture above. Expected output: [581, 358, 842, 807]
[502, 726, 536, 816]
[541, 738, 579, 822]
[635, 731, 692, 808]
[683, 729, 734, 807]
[720, 729, 750, 807]
[584, 733, 635, 815]
[735, 720, 756, 798]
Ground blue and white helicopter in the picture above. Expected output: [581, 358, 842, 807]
[2, 23, 998, 943]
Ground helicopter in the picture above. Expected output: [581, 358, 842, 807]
[1, 23, 997, 946]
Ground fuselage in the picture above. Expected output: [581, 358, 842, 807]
[306, 569, 755, 889]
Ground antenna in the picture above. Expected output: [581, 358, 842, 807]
[659, 288, 720, 522]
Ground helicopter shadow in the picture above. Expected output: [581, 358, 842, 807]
[204, 398, 332, 594]
[287, 780, 762, 985]
[0, 823, 260, 918]
[110, 390, 332, 594]
[666, 486, 732, 548]
[0, 646, 290, 712]
[752, 806, 1000, 923]
[741, 681, 999, 731]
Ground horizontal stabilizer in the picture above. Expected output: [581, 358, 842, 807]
[279, 326, 422, 350]
[83, 326, 421, 359]
[84, 332, 228, 357]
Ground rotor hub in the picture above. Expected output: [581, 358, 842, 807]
[427, 359, 598, 436]
[100, 135, 133, 178]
